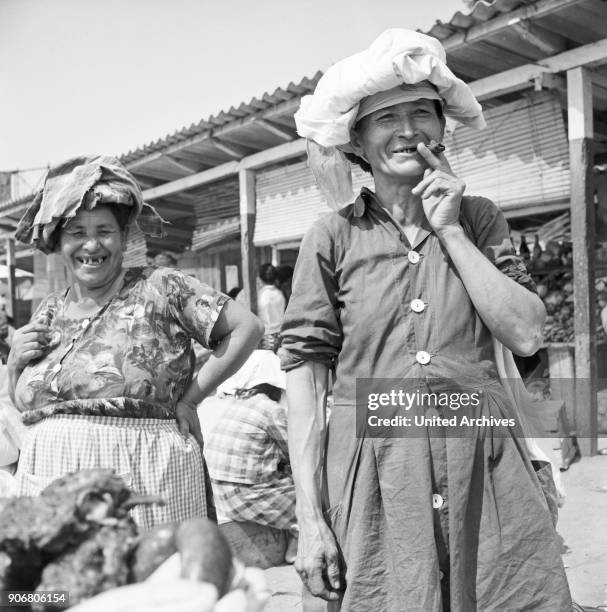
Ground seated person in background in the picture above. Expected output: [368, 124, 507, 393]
[257, 264, 285, 352]
[200, 349, 297, 563]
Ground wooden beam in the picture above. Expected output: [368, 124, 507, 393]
[443, 0, 586, 52]
[169, 149, 214, 164]
[128, 165, 176, 181]
[470, 37, 607, 101]
[239, 169, 257, 315]
[542, 37, 607, 72]
[209, 138, 250, 159]
[567, 66, 598, 456]
[470, 64, 546, 100]
[254, 119, 295, 141]
[142, 139, 306, 201]
[164, 155, 206, 174]
[510, 21, 567, 56]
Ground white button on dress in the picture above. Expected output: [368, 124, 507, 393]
[411, 299, 425, 313]
[432, 493, 444, 509]
[407, 251, 420, 264]
[416, 350, 431, 365]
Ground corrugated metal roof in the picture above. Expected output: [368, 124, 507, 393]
[120, 73, 322, 166]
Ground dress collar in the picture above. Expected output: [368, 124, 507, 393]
[352, 187, 435, 249]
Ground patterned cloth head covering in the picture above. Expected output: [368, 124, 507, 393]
[15, 155, 166, 254]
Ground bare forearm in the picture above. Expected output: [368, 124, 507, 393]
[287, 362, 329, 523]
[438, 225, 546, 356]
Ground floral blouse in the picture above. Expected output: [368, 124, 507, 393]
[15, 267, 229, 425]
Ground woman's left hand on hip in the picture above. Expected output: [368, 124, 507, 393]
[412, 142, 465, 234]
[176, 401, 205, 449]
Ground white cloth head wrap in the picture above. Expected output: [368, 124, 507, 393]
[295, 29, 485, 209]
[217, 350, 286, 395]
[295, 29, 485, 147]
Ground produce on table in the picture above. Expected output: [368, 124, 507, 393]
[0, 469, 157, 594]
[33, 524, 137, 611]
[131, 518, 234, 597]
[130, 523, 178, 582]
[0, 470, 235, 611]
[526, 240, 607, 344]
[177, 518, 234, 597]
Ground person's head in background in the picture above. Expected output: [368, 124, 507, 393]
[227, 286, 242, 300]
[258, 263, 276, 286]
[153, 251, 178, 268]
[275, 264, 294, 303]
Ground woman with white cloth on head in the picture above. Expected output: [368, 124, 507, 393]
[279, 29, 571, 611]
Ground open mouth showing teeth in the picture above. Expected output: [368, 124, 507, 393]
[77, 256, 107, 265]
[392, 146, 418, 154]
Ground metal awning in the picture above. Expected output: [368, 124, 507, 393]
[191, 216, 240, 251]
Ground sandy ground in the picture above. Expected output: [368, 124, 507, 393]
[559, 454, 607, 608]
[260, 454, 607, 611]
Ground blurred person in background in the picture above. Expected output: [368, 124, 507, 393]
[257, 263, 285, 352]
[275, 264, 294, 304]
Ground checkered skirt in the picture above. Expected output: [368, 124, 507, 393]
[212, 475, 296, 530]
[15, 414, 207, 529]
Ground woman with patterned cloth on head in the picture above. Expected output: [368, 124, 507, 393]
[7, 155, 264, 528]
[280, 30, 571, 611]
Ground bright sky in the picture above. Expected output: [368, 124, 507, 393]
[1, 0, 461, 182]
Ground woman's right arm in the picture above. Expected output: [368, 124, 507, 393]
[7, 323, 51, 402]
[287, 361, 341, 601]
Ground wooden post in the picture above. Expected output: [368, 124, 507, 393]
[5, 238, 16, 323]
[239, 169, 257, 314]
[567, 66, 597, 455]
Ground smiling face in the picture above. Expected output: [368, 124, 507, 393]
[59, 206, 127, 296]
[350, 98, 445, 186]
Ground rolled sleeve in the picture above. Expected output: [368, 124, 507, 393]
[463, 197, 537, 295]
[162, 269, 229, 349]
[279, 220, 343, 371]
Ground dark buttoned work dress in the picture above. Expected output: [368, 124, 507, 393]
[279, 188, 571, 612]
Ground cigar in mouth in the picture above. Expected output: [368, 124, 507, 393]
[428, 142, 446, 154]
